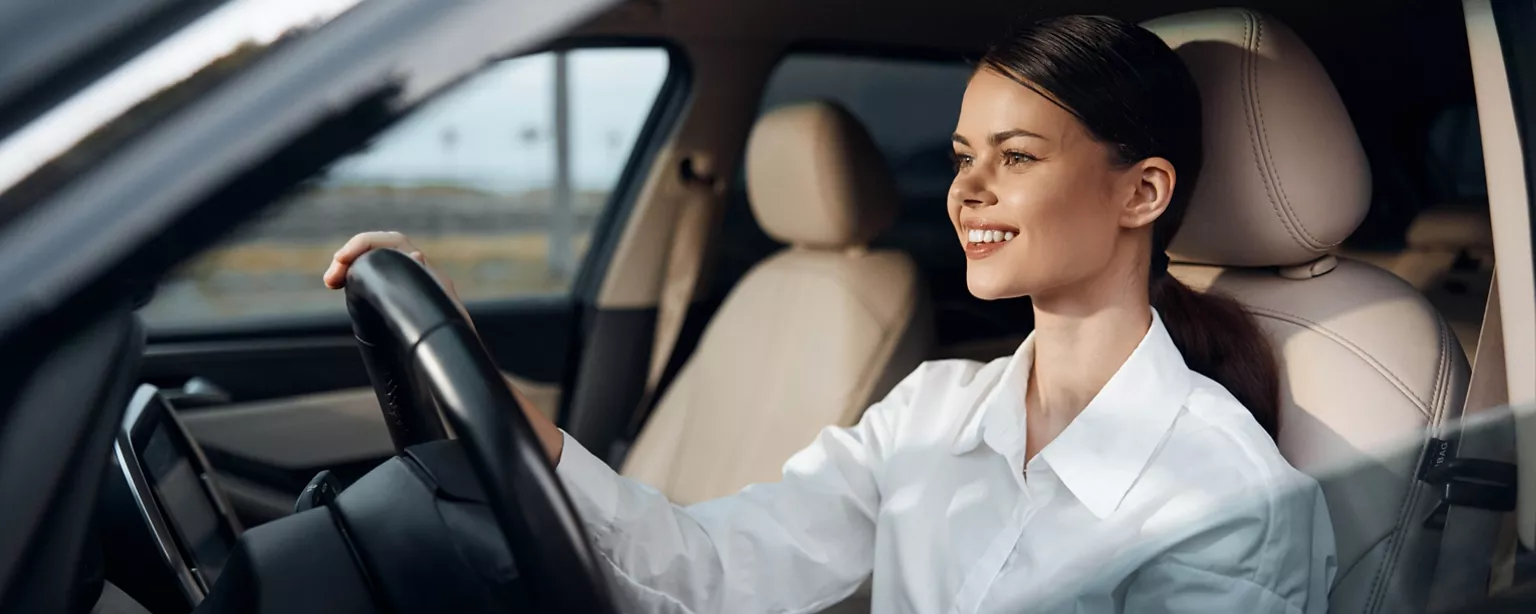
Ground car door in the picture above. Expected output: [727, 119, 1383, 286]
[136, 43, 687, 525]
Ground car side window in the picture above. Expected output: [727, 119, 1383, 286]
[140, 47, 672, 328]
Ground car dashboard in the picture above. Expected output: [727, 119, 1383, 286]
[99, 385, 243, 613]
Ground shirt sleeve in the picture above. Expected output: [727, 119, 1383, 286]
[1118, 471, 1337, 614]
[1119, 562, 1306, 614]
[554, 368, 919, 614]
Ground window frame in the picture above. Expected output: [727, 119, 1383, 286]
[554, 37, 694, 304]
[140, 38, 692, 335]
[1493, 0, 1536, 284]
[1465, 0, 1536, 548]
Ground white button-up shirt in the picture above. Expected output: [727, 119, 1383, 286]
[556, 309, 1337, 613]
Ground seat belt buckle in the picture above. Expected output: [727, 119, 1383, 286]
[1417, 438, 1517, 530]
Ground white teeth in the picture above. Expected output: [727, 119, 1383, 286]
[966, 228, 1016, 244]
[964, 228, 1013, 244]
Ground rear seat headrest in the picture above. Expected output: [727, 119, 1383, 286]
[1144, 9, 1372, 268]
[745, 101, 899, 249]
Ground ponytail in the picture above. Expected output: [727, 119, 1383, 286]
[1150, 274, 1280, 438]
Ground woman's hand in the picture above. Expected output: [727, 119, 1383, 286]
[323, 231, 565, 465]
[323, 230, 458, 298]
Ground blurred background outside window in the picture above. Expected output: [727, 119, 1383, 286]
[140, 47, 670, 326]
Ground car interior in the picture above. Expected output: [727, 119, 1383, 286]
[2, 0, 1535, 612]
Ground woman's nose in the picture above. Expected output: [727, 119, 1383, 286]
[950, 176, 997, 209]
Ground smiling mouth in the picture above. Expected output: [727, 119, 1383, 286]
[961, 225, 1017, 260]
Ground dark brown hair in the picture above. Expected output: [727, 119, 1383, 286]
[980, 15, 1279, 437]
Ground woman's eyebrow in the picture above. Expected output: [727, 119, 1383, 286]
[950, 129, 1048, 147]
[988, 128, 1047, 145]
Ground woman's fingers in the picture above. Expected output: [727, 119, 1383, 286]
[323, 231, 417, 289]
[323, 232, 484, 357]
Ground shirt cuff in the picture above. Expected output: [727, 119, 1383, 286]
[555, 429, 620, 534]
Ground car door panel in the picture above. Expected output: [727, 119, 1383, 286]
[141, 296, 576, 404]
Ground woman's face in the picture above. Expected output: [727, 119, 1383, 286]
[948, 69, 1147, 301]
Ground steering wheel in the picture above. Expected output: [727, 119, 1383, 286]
[342, 248, 615, 613]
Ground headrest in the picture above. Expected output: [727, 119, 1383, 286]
[1144, 9, 1372, 267]
[745, 101, 899, 249]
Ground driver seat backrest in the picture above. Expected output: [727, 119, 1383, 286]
[620, 101, 934, 505]
[1144, 9, 1485, 613]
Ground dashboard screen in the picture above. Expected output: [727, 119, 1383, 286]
[141, 422, 230, 586]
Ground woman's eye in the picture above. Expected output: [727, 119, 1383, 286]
[951, 153, 973, 172]
[1002, 151, 1038, 166]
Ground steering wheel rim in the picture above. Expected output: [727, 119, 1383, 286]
[343, 248, 615, 613]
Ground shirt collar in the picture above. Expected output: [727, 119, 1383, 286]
[950, 308, 1192, 519]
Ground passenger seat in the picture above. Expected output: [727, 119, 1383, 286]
[1147, 9, 1508, 612]
[619, 101, 934, 505]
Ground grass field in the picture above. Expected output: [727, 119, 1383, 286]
[141, 233, 592, 326]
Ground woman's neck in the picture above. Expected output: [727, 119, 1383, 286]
[1026, 272, 1153, 425]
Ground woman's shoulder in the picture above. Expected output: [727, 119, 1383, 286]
[1143, 376, 1337, 596]
[1140, 375, 1331, 553]
[1163, 374, 1320, 500]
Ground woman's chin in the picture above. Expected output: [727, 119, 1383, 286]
[966, 275, 1029, 301]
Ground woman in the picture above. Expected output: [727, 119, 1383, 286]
[324, 15, 1336, 614]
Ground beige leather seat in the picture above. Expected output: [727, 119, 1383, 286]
[620, 101, 933, 505]
[1146, 9, 1502, 612]
[1344, 205, 1495, 360]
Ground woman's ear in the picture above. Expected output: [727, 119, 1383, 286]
[1119, 157, 1175, 229]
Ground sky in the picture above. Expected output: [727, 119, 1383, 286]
[325, 48, 669, 194]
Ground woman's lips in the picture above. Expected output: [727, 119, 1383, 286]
[964, 240, 1007, 260]
[961, 222, 1018, 260]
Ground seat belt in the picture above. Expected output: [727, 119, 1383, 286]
[1424, 272, 1517, 612]
[624, 154, 722, 443]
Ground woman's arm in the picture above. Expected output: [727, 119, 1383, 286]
[327, 232, 905, 612]
[1116, 474, 1336, 614]
[555, 380, 911, 614]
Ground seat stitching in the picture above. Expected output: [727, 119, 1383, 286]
[1363, 316, 1452, 611]
[1248, 305, 1436, 612]
[1384, 324, 1449, 610]
[1333, 530, 1396, 593]
[1247, 306, 1432, 415]
[1237, 12, 1306, 256]
[1364, 483, 1414, 613]
[1248, 13, 1326, 250]
[1250, 303, 1444, 612]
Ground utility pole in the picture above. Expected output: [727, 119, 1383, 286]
[549, 51, 574, 281]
